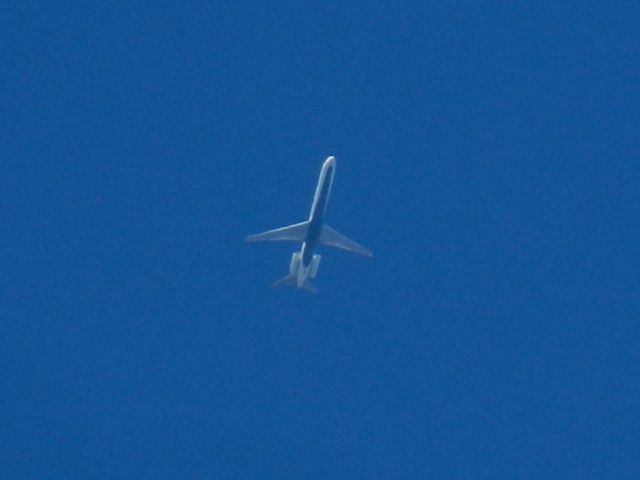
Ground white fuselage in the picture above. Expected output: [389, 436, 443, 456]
[292, 156, 335, 288]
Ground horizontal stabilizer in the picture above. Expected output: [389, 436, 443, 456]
[246, 221, 309, 243]
[271, 274, 318, 294]
[272, 274, 296, 288]
[302, 279, 318, 294]
[320, 224, 373, 257]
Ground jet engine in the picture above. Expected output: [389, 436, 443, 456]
[310, 254, 321, 278]
[289, 252, 302, 274]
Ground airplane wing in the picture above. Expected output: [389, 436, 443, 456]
[246, 221, 309, 243]
[320, 224, 373, 257]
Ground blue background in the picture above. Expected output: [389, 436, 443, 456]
[2, 2, 639, 478]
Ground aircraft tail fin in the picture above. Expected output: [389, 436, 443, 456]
[271, 274, 318, 294]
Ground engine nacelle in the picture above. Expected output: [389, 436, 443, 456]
[310, 254, 321, 278]
[289, 252, 301, 275]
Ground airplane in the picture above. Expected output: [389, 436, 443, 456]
[246, 156, 372, 293]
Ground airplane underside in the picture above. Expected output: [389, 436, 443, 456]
[246, 156, 371, 292]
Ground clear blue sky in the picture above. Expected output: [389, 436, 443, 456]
[2, 2, 639, 478]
